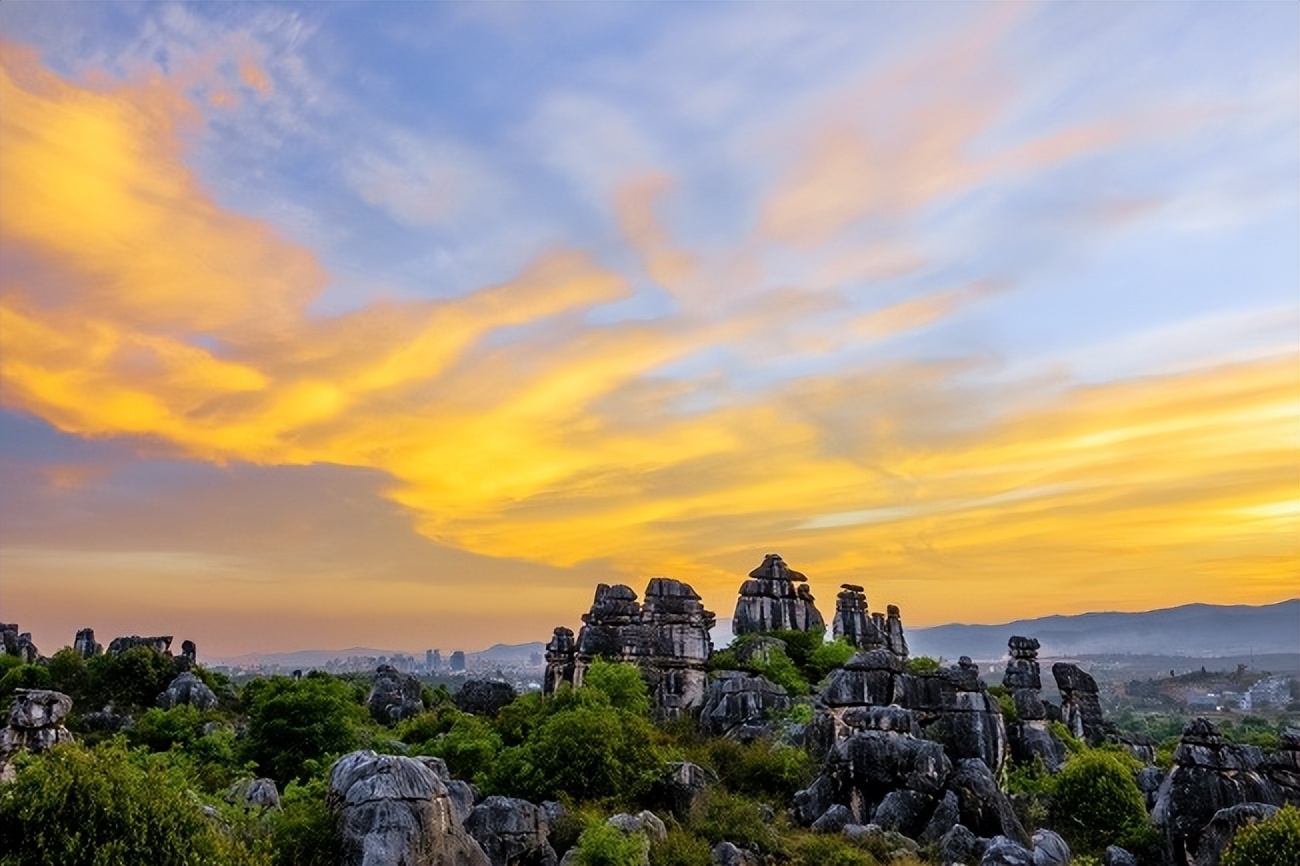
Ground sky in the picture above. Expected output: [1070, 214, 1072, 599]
[0, 3, 1296, 660]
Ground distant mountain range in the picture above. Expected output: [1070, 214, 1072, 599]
[214, 599, 1298, 669]
[907, 599, 1299, 661]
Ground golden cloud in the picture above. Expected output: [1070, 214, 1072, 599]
[2, 45, 1296, 629]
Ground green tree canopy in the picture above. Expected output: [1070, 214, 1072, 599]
[240, 672, 365, 785]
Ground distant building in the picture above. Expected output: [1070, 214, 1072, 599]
[450, 650, 466, 673]
[1241, 675, 1293, 711]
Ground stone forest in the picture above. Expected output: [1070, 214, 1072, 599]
[1, 554, 1297, 866]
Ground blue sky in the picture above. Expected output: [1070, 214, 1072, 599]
[0, 3, 1295, 656]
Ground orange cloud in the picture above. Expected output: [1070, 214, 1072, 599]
[1, 45, 1295, 637]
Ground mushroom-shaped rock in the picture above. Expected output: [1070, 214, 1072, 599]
[158, 672, 218, 710]
[328, 750, 490, 866]
[8, 689, 72, 728]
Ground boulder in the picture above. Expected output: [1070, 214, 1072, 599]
[711, 841, 757, 866]
[1103, 845, 1138, 866]
[941, 823, 988, 866]
[453, 680, 517, 718]
[982, 835, 1034, 866]
[328, 750, 490, 866]
[811, 803, 855, 834]
[464, 796, 558, 866]
[158, 672, 218, 711]
[871, 787, 935, 838]
[947, 759, 1028, 846]
[0, 689, 75, 774]
[1193, 802, 1279, 866]
[658, 761, 715, 815]
[226, 778, 281, 811]
[370, 665, 426, 724]
[1029, 829, 1070, 866]
[606, 811, 667, 844]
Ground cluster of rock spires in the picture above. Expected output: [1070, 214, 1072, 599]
[545, 576, 716, 718]
[733, 553, 825, 635]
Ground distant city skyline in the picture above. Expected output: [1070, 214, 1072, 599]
[1, 3, 1296, 657]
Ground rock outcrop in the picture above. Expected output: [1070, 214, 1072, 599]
[369, 665, 425, 724]
[698, 672, 791, 738]
[157, 671, 218, 711]
[454, 680, 518, 718]
[73, 627, 102, 658]
[544, 578, 715, 719]
[1263, 726, 1300, 805]
[1, 689, 74, 780]
[732, 554, 824, 635]
[1, 624, 40, 663]
[107, 635, 173, 656]
[226, 777, 282, 811]
[1003, 637, 1065, 771]
[1152, 718, 1283, 865]
[1193, 803, 1279, 866]
[832, 584, 883, 650]
[1052, 663, 1111, 747]
[328, 750, 490, 866]
[464, 796, 558, 866]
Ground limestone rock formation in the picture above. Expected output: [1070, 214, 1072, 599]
[699, 672, 791, 738]
[543, 627, 576, 694]
[226, 777, 282, 811]
[732, 554, 824, 635]
[832, 584, 883, 650]
[1152, 718, 1282, 865]
[1003, 637, 1066, 771]
[107, 635, 173, 656]
[657, 761, 715, 816]
[905, 659, 1007, 773]
[1, 624, 40, 663]
[370, 665, 426, 724]
[1, 689, 75, 779]
[545, 577, 715, 719]
[1052, 663, 1111, 747]
[884, 605, 908, 658]
[328, 750, 491, 866]
[453, 680, 517, 718]
[464, 795, 558, 866]
[158, 671, 219, 711]
[73, 627, 102, 658]
[1263, 726, 1300, 805]
[1193, 803, 1279, 866]
[180, 639, 198, 668]
[0, 623, 16, 656]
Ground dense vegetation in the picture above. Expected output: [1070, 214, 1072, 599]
[1, 643, 1297, 866]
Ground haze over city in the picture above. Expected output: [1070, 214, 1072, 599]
[0, 3, 1296, 659]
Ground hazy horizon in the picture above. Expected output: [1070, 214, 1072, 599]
[1, 4, 1296, 659]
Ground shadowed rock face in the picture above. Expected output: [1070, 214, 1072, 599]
[698, 671, 791, 737]
[733, 554, 824, 635]
[1152, 718, 1283, 866]
[464, 796, 557, 866]
[453, 680, 517, 718]
[328, 751, 490, 866]
[1052, 662, 1111, 746]
[1003, 637, 1065, 771]
[832, 584, 883, 650]
[73, 628, 102, 658]
[2, 624, 39, 663]
[544, 577, 715, 719]
[369, 665, 425, 724]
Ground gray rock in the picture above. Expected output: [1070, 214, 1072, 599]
[948, 759, 1028, 846]
[660, 761, 715, 815]
[919, 789, 962, 844]
[370, 665, 426, 724]
[226, 778, 281, 811]
[465, 796, 557, 866]
[158, 672, 218, 711]
[8, 689, 72, 728]
[1152, 718, 1283, 863]
[711, 841, 756, 866]
[453, 679, 517, 718]
[1194, 802, 1279, 866]
[107, 635, 172, 656]
[73, 628, 102, 658]
[1051, 663, 1110, 746]
[981, 835, 1034, 866]
[833, 585, 884, 650]
[1029, 829, 1070, 866]
[941, 824, 988, 866]
[544, 627, 576, 695]
[82, 704, 130, 733]
[698, 672, 790, 737]
[733, 554, 824, 635]
[812, 803, 855, 834]
[606, 811, 667, 844]
[1103, 845, 1138, 866]
[871, 788, 935, 838]
[328, 750, 490, 866]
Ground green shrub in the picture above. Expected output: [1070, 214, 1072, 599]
[0, 663, 51, 699]
[45, 648, 90, 704]
[649, 826, 712, 866]
[584, 660, 652, 717]
[240, 672, 365, 785]
[695, 737, 813, 800]
[0, 742, 265, 866]
[1051, 750, 1151, 855]
[130, 704, 207, 752]
[684, 791, 781, 854]
[268, 775, 335, 866]
[806, 639, 856, 682]
[987, 685, 1019, 724]
[1221, 805, 1300, 866]
[787, 832, 874, 866]
[87, 645, 178, 709]
[417, 711, 503, 785]
[574, 820, 649, 866]
[906, 656, 941, 675]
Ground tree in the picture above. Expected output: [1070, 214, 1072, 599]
[240, 672, 365, 785]
[0, 742, 262, 866]
[87, 645, 177, 709]
[583, 659, 652, 716]
[1051, 749, 1152, 854]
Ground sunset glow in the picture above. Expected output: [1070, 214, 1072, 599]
[1, 4, 1295, 657]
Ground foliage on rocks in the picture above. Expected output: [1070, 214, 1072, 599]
[1221, 804, 1300, 866]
